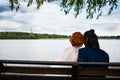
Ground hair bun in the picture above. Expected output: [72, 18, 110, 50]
[90, 29, 94, 33]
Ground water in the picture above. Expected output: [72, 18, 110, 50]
[0, 39, 120, 62]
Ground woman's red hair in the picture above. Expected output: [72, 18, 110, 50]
[70, 32, 84, 47]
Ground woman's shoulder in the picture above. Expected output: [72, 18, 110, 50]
[65, 46, 80, 51]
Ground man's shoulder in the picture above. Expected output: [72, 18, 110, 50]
[98, 49, 109, 56]
[79, 47, 94, 51]
[79, 48, 108, 55]
[79, 47, 87, 51]
[79, 47, 92, 53]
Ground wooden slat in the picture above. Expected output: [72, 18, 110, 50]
[1, 75, 120, 80]
[4, 67, 120, 76]
[1, 60, 120, 66]
[78, 69, 120, 76]
[5, 66, 71, 74]
[78, 77, 120, 80]
[0, 74, 71, 80]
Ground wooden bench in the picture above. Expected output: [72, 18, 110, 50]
[0, 60, 120, 80]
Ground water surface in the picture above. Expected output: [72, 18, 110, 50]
[0, 39, 120, 62]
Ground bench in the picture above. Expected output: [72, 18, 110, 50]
[0, 60, 120, 80]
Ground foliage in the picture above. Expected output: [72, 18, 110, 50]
[0, 32, 119, 39]
[8, 0, 119, 19]
[0, 32, 69, 39]
[98, 35, 120, 39]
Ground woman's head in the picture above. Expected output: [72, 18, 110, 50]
[70, 32, 84, 47]
[84, 29, 100, 48]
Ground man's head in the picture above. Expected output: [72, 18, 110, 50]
[84, 29, 100, 48]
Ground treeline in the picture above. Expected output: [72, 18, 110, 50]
[98, 36, 120, 39]
[0, 32, 70, 39]
[0, 32, 120, 39]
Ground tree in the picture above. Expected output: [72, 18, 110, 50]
[8, 0, 119, 19]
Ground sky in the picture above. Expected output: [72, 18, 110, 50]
[0, 0, 120, 36]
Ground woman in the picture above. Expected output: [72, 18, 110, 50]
[78, 29, 109, 68]
[56, 32, 84, 62]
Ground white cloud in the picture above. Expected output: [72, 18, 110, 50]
[0, 0, 120, 36]
[0, 20, 22, 31]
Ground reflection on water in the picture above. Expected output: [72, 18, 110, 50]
[0, 39, 120, 62]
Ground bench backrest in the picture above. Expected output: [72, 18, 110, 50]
[0, 60, 120, 80]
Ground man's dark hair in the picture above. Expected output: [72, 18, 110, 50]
[84, 29, 100, 48]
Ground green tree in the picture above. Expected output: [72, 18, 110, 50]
[8, 0, 119, 19]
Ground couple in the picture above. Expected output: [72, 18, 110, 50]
[57, 29, 109, 68]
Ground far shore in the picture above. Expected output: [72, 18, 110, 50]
[0, 38, 120, 40]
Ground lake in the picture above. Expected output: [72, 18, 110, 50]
[0, 39, 120, 62]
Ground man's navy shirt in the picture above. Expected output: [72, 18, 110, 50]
[78, 47, 109, 69]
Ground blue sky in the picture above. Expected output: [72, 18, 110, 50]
[0, 0, 120, 36]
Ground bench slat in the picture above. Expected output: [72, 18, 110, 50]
[5, 66, 71, 74]
[3, 66, 120, 76]
[78, 77, 120, 80]
[1, 75, 120, 80]
[1, 60, 120, 66]
[0, 75, 71, 80]
[78, 69, 120, 76]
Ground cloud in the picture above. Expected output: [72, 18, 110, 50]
[0, 0, 120, 36]
[0, 20, 22, 31]
[89, 18, 120, 35]
[0, 0, 10, 12]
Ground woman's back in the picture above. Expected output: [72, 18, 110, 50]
[56, 46, 80, 62]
